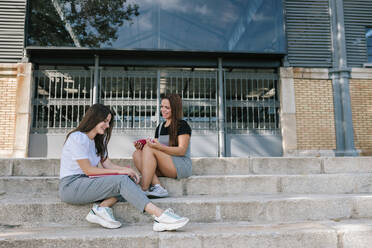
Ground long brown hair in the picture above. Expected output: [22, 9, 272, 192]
[163, 94, 183, 146]
[65, 103, 115, 162]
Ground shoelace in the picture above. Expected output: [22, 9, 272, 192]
[153, 185, 167, 193]
[165, 208, 181, 219]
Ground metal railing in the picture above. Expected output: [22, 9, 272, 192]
[31, 69, 93, 133]
[224, 72, 280, 134]
[31, 68, 279, 135]
[100, 71, 158, 131]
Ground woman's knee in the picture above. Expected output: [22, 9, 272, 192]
[133, 150, 142, 164]
[142, 144, 155, 155]
[132, 150, 142, 159]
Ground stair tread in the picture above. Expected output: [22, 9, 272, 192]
[2, 192, 372, 204]
[1, 219, 372, 241]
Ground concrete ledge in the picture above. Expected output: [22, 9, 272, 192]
[1, 194, 371, 226]
[350, 68, 372, 79]
[2, 157, 372, 176]
[293, 68, 330, 80]
[0, 221, 343, 248]
[4, 173, 372, 196]
[323, 157, 372, 173]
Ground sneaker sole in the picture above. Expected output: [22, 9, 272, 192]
[86, 213, 121, 229]
[146, 192, 169, 198]
[153, 218, 189, 232]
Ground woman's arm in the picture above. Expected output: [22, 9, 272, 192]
[101, 158, 140, 183]
[77, 159, 140, 183]
[77, 159, 123, 175]
[147, 134, 190, 156]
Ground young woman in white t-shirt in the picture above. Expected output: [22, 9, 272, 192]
[59, 103, 189, 231]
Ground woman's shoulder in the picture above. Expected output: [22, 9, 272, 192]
[67, 131, 90, 145]
[178, 119, 192, 135]
[179, 119, 191, 127]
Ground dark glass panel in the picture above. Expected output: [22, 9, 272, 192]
[27, 0, 285, 53]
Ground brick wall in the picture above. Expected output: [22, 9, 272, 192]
[293, 69, 336, 151]
[0, 65, 18, 154]
[0, 63, 32, 158]
[350, 69, 372, 156]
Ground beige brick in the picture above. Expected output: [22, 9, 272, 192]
[293, 71, 336, 150]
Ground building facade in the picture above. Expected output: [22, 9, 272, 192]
[0, 0, 371, 158]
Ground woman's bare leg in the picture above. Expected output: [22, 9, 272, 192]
[133, 150, 143, 172]
[134, 149, 159, 189]
[99, 197, 118, 207]
[140, 145, 177, 190]
[144, 202, 163, 217]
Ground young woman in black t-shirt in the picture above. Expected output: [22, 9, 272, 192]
[132, 94, 192, 198]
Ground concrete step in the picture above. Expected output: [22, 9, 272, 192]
[1, 157, 372, 177]
[1, 219, 372, 248]
[2, 173, 372, 196]
[1, 193, 372, 227]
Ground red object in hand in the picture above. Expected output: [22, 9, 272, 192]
[136, 139, 147, 146]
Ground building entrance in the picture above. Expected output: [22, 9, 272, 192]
[29, 67, 282, 157]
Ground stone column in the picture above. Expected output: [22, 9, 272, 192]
[279, 67, 297, 156]
[13, 63, 33, 157]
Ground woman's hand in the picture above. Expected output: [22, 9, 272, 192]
[146, 138, 161, 150]
[134, 141, 144, 150]
[117, 167, 140, 184]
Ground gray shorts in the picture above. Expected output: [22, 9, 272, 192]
[171, 156, 192, 179]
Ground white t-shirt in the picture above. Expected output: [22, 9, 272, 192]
[59, 131, 101, 179]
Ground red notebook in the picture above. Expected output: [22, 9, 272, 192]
[88, 173, 126, 178]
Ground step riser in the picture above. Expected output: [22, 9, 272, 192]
[3, 174, 372, 195]
[1, 157, 372, 176]
[1, 196, 371, 226]
[0, 231, 339, 248]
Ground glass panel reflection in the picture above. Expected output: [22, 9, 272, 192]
[367, 28, 372, 63]
[27, 0, 285, 53]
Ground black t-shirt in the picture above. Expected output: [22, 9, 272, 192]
[155, 120, 192, 138]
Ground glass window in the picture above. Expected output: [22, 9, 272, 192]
[367, 28, 372, 63]
[27, 0, 285, 53]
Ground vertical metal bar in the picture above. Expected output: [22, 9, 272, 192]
[268, 79, 272, 131]
[192, 72, 195, 127]
[235, 77, 238, 130]
[45, 72, 50, 129]
[131, 76, 135, 129]
[218, 58, 225, 157]
[256, 79, 261, 129]
[245, 74, 250, 130]
[145, 75, 148, 129]
[240, 74, 243, 130]
[156, 70, 161, 125]
[263, 78, 267, 130]
[176, 73, 179, 94]
[204, 73, 207, 129]
[127, 74, 130, 129]
[71, 74, 75, 128]
[93, 55, 99, 104]
[199, 73, 202, 129]
[122, 74, 125, 128]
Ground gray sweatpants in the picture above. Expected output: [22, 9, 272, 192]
[59, 174, 150, 212]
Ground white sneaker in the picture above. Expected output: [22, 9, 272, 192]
[146, 184, 169, 198]
[86, 204, 121, 229]
[153, 208, 189, 232]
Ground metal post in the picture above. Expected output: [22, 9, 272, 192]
[156, 70, 161, 125]
[329, 0, 358, 156]
[218, 58, 225, 157]
[93, 55, 99, 104]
